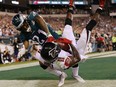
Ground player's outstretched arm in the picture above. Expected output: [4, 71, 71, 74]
[34, 15, 49, 33]
[28, 11, 49, 33]
[86, 0, 106, 31]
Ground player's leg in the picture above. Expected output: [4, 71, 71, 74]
[32, 51, 67, 87]
[42, 62, 67, 87]
[76, 0, 106, 57]
[62, 0, 77, 46]
[72, 64, 85, 83]
[62, 0, 85, 83]
[45, 67, 67, 87]
[41, 64, 67, 87]
[76, 11, 99, 57]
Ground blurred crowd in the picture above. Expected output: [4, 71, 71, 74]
[0, 6, 89, 15]
[0, 9, 116, 64]
[0, 14, 18, 37]
[30, 7, 89, 14]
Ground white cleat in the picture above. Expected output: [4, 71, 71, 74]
[58, 72, 67, 87]
[73, 75, 85, 83]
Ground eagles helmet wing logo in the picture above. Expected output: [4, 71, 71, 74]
[15, 16, 20, 22]
[15, 16, 22, 25]
[12, 14, 24, 28]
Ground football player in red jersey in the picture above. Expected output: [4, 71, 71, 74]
[33, 0, 84, 86]
[35, 0, 82, 86]
[33, 0, 106, 86]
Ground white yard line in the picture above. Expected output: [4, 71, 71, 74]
[87, 51, 116, 58]
[0, 80, 116, 87]
[0, 62, 39, 71]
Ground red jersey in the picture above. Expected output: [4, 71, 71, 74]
[46, 36, 72, 44]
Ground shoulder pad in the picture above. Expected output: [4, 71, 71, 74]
[28, 11, 38, 20]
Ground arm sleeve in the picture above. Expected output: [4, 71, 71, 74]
[47, 24, 61, 39]
[86, 20, 97, 31]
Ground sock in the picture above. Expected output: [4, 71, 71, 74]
[45, 67, 62, 76]
[67, 6, 74, 14]
[72, 66, 79, 77]
[86, 20, 97, 31]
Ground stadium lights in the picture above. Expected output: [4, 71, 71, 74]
[62, 1, 68, 4]
[31, 0, 88, 5]
[75, 1, 84, 5]
[0, 0, 2, 2]
[62, 1, 85, 5]
[11, 0, 19, 5]
[33, 1, 50, 4]
[111, 0, 116, 3]
[51, 1, 61, 4]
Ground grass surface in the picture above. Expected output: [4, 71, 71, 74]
[0, 57, 116, 80]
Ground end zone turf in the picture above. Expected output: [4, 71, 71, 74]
[0, 57, 116, 80]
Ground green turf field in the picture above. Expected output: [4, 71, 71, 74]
[0, 57, 116, 80]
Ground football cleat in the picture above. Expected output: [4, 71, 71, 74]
[99, 0, 106, 8]
[69, 0, 74, 7]
[73, 75, 85, 83]
[58, 72, 67, 87]
[95, 7, 103, 14]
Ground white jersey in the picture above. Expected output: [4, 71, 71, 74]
[51, 25, 91, 70]
[62, 25, 91, 60]
[33, 48, 72, 70]
[33, 24, 91, 70]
